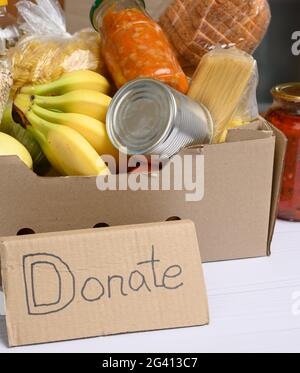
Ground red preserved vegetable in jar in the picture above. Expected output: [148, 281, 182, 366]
[266, 83, 300, 222]
[90, 0, 189, 94]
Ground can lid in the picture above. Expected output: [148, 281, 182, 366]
[90, 0, 146, 30]
[272, 83, 300, 103]
[0, 0, 8, 6]
[106, 79, 176, 155]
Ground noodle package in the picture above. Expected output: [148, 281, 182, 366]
[10, 0, 107, 93]
[188, 47, 259, 143]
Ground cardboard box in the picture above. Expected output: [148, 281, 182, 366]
[0, 119, 286, 264]
[0, 220, 209, 347]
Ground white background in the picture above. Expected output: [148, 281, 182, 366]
[1, 219, 300, 353]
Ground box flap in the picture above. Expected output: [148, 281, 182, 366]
[226, 119, 273, 143]
[266, 124, 287, 253]
[226, 128, 273, 142]
[0, 220, 209, 347]
[225, 118, 287, 254]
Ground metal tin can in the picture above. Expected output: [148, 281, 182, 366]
[106, 78, 213, 159]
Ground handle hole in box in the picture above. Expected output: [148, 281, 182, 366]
[166, 216, 181, 222]
[17, 228, 36, 236]
[93, 223, 110, 229]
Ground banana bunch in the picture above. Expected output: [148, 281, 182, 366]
[14, 70, 117, 177]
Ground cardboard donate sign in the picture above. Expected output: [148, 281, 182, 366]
[0, 220, 209, 347]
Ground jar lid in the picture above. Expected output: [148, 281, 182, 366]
[90, 0, 146, 30]
[272, 83, 300, 103]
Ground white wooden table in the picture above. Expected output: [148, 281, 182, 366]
[0, 220, 300, 353]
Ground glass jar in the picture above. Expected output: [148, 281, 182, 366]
[266, 83, 300, 222]
[90, 0, 188, 94]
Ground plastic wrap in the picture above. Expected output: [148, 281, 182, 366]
[10, 0, 107, 93]
[159, 0, 271, 75]
[0, 62, 13, 122]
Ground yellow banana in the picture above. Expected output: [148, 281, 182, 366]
[1, 101, 50, 173]
[20, 70, 111, 96]
[0, 132, 33, 169]
[13, 93, 32, 115]
[0, 101, 15, 134]
[32, 90, 112, 122]
[25, 111, 111, 176]
[30, 104, 118, 157]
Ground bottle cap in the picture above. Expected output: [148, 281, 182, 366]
[0, 0, 8, 6]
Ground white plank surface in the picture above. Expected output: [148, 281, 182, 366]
[0, 219, 300, 353]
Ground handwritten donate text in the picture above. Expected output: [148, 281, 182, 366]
[22, 246, 184, 315]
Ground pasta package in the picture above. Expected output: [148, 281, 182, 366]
[10, 0, 107, 93]
[188, 47, 259, 143]
[159, 0, 271, 75]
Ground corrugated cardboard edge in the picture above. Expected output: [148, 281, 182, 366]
[0, 241, 10, 344]
[266, 123, 287, 254]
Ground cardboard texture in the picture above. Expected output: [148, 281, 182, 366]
[0, 220, 209, 347]
[0, 119, 286, 265]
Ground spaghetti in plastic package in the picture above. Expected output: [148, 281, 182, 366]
[188, 47, 259, 143]
[159, 0, 271, 76]
[232, 67, 259, 122]
[219, 60, 259, 143]
[10, 0, 106, 93]
[220, 79, 260, 143]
